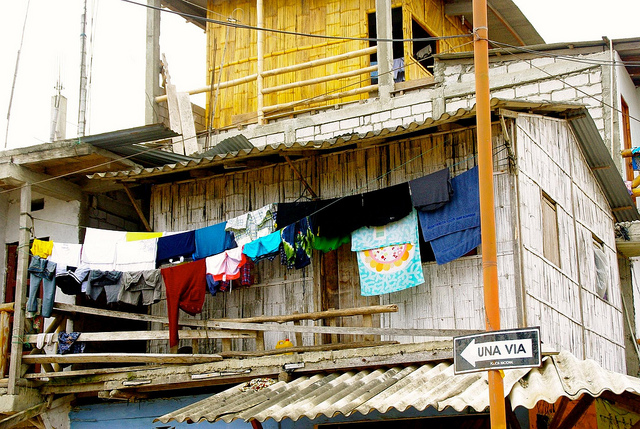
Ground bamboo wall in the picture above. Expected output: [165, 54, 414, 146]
[515, 114, 626, 373]
[205, 0, 469, 128]
[148, 123, 513, 353]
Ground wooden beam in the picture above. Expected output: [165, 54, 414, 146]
[25, 365, 162, 379]
[0, 163, 82, 202]
[219, 341, 397, 358]
[24, 329, 256, 344]
[51, 302, 478, 337]
[22, 353, 223, 365]
[555, 394, 595, 429]
[121, 183, 152, 232]
[0, 402, 47, 429]
[282, 154, 318, 199]
[263, 66, 378, 95]
[8, 185, 30, 394]
[262, 85, 378, 114]
[548, 396, 569, 429]
[444, 0, 472, 16]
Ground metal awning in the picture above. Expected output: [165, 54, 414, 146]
[156, 350, 640, 424]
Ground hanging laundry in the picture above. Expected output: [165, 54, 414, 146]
[193, 222, 237, 260]
[351, 210, 424, 296]
[118, 270, 164, 306]
[417, 167, 480, 264]
[161, 259, 207, 348]
[418, 166, 480, 243]
[430, 227, 481, 265]
[275, 201, 322, 229]
[312, 235, 350, 253]
[281, 217, 314, 269]
[205, 247, 247, 282]
[156, 230, 196, 266]
[57, 332, 85, 355]
[49, 242, 82, 268]
[27, 256, 57, 318]
[240, 259, 255, 286]
[409, 168, 453, 211]
[115, 238, 158, 272]
[85, 270, 122, 303]
[313, 196, 364, 238]
[31, 239, 53, 259]
[360, 182, 413, 227]
[55, 264, 90, 296]
[126, 231, 163, 241]
[242, 230, 281, 262]
[80, 228, 127, 270]
[225, 204, 277, 246]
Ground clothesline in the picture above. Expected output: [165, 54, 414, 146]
[26, 164, 481, 348]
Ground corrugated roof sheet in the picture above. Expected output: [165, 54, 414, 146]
[565, 109, 640, 222]
[156, 351, 640, 424]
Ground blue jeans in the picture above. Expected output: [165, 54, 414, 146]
[27, 256, 57, 318]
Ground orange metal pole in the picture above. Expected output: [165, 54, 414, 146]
[472, 0, 506, 428]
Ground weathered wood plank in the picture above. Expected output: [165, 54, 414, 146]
[22, 353, 222, 365]
[23, 329, 256, 344]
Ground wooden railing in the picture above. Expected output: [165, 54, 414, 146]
[155, 45, 378, 126]
[0, 303, 13, 379]
[15, 302, 482, 380]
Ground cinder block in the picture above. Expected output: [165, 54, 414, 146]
[266, 133, 284, 145]
[296, 126, 315, 140]
[515, 83, 540, 98]
[492, 88, 516, 99]
[320, 121, 340, 134]
[539, 80, 564, 93]
[564, 73, 590, 88]
[507, 61, 532, 73]
[411, 101, 432, 116]
[391, 106, 412, 119]
[531, 57, 556, 68]
[371, 110, 391, 123]
[382, 118, 404, 129]
[339, 117, 360, 130]
[551, 88, 577, 101]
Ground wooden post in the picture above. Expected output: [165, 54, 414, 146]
[256, 0, 265, 124]
[0, 311, 10, 377]
[8, 184, 31, 394]
[362, 314, 374, 342]
[375, 0, 393, 101]
[473, 0, 506, 427]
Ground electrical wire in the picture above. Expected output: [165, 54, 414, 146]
[120, 0, 472, 45]
[486, 38, 640, 127]
[488, 39, 640, 68]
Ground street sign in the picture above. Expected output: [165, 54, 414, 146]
[453, 327, 541, 374]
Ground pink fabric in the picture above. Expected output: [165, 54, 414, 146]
[205, 247, 247, 281]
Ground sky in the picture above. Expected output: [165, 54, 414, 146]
[1, 0, 640, 150]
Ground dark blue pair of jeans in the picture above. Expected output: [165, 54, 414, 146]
[27, 256, 57, 318]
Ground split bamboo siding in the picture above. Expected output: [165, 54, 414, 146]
[205, 0, 469, 128]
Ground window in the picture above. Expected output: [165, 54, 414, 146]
[30, 198, 44, 212]
[593, 238, 609, 301]
[541, 193, 560, 267]
[412, 18, 437, 73]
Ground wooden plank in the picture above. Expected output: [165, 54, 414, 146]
[22, 353, 223, 365]
[165, 83, 184, 154]
[554, 394, 595, 429]
[25, 365, 163, 379]
[0, 402, 47, 429]
[177, 91, 199, 155]
[220, 341, 397, 357]
[23, 329, 256, 344]
[53, 302, 397, 324]
[0, 304, 14, 313]
[53, 302, 478, 337]
[0, 312, 9, 378]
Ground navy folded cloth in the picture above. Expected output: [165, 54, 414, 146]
[156, 231, 196, 265]
[409, 168, 453, 211]
[418, 166, 480, 242]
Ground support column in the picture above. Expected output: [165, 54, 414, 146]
[257, 0, 265, 124]
[375, 0, 393, 102]
[145, 0, 161, 125]
[8, 184, 31, 394]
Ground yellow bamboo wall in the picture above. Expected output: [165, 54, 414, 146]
[206, 0, 471, 128]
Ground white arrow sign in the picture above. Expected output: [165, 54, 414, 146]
[460, 338, 533, 367]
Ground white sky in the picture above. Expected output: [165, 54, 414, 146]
[1, 0, 639, 149]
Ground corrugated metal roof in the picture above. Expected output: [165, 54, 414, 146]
[156, 350, 640, 424]
[200, 134, 254, 156]
[565, 109, 640, 222]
